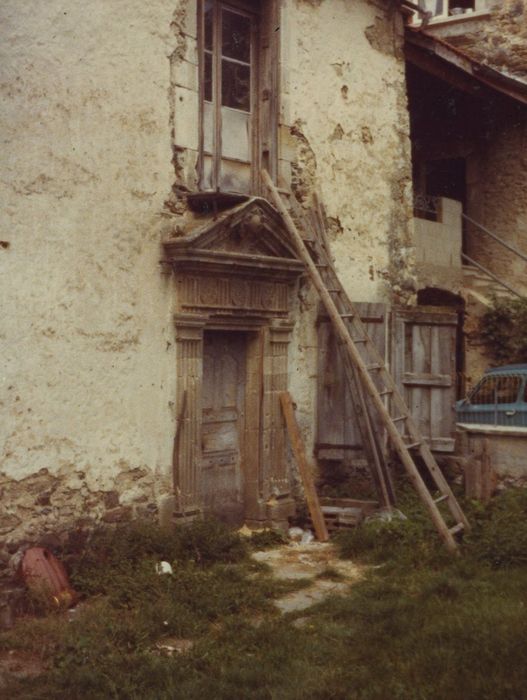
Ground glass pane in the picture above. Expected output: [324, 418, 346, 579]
[203, 101, 213, 153]
[496, 376, 521, 404]
[204, 51, 213, 102]
[201, 154, 213, 190]
[204, 0, 213, 50]
[219, 159, 251, 194]
[222, 10, 251, 63]
[221, 107, 250, 161]
[470, 378, 496, 405]
[221, 60, 250, 111]
[420, 0, 444, 15]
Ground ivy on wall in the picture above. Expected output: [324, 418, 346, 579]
[477, 297, 527, 365]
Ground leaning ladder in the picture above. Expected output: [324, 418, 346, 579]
[263, 170, 469, 552]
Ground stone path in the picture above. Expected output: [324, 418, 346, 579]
[252, 542, 364, 614]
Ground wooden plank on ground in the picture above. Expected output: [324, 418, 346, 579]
[279, 391, 329, 542]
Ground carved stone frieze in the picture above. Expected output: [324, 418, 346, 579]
[176, 274, 291, 316]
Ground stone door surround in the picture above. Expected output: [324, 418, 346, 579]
[163, 198, 305, 524]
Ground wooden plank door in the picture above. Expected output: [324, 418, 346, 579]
[316, 303, 388, 462]
[201, 331, 247, 524]
[392, 307, 457, 452]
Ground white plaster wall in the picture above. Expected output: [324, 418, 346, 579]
[0, 1, 185, 536]
[0, 0, 414, 540]
[284, 0, 413, 456]
[282, 0, 413, 303]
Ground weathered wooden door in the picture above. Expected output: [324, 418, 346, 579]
[317, 304, 458, 461]
[392, 307, 457, 452]
[317, 303, 388, 462]
[201, 331, 246, 524]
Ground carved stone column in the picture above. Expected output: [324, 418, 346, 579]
[173, 313, 207, 519]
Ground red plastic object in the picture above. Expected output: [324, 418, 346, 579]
[20, 547, 77, 607]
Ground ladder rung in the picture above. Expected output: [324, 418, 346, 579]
[366, 363, 382, 372]
[404, 441, 421, 450]
[434, 494, 449, 505]
[351, 337, 367, 344]
[328, 288, 341, 293]
[379, 389, 393, 396]
[340, 313, 355, 318]
[316, 263, 328, 268]
[392, 415, 407, 423]
[449, 523, 464, 536]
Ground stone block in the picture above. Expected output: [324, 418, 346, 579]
[174, 58, 198, 92]
[102, 506, 133, 524]
[173, 86, 199, 151]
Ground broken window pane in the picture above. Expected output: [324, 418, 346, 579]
[221, 60, 250, 111]
[222, 10, 250, 63]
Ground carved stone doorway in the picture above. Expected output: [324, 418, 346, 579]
[163, 198, 305, 526]
[201, 330, 249, 525]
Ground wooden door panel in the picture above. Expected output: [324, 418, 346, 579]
[317, 303, 388, 460]
[393, 308, 457, 452]
[201, 332, 246, 523]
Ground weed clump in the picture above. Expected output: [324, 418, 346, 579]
[465, 488, 527, 568]
[69, 518, 248, 597]
[335, 484, 451, 568]
[248, 529, 287, 550]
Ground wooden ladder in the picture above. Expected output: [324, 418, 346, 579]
[262, 170, 469, 552]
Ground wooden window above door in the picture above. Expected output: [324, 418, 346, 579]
[198, 0, 278, 196]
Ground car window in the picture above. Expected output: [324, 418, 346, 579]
[470, 376, 521, 405]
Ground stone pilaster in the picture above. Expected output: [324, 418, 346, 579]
[173, 313, 207, 519]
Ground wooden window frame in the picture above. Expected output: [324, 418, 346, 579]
[197, 0, 278, 196]
[198, 0, 260, 194]
[413, 0, 488, 23]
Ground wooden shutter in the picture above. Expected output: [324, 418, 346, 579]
[316, 303, 388, 461]
[392, 307, 457, 452]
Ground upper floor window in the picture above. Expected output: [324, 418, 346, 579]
[416, 0, 488, 21]
[199, 0, 259, 194]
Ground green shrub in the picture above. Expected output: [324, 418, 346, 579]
[477, 297, 527, 365]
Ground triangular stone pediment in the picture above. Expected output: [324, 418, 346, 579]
[164, 198, 301, 262]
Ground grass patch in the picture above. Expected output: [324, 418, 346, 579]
[3, 490, 527, 698]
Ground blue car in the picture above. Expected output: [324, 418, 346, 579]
[456, 364, 527, 428]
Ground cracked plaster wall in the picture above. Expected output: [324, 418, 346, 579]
[283, 0, 415, 454]
[0, 0, 187, 547]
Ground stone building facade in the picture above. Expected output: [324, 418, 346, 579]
[1, 0, 414, 547]
[1, 0, 525, 548]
